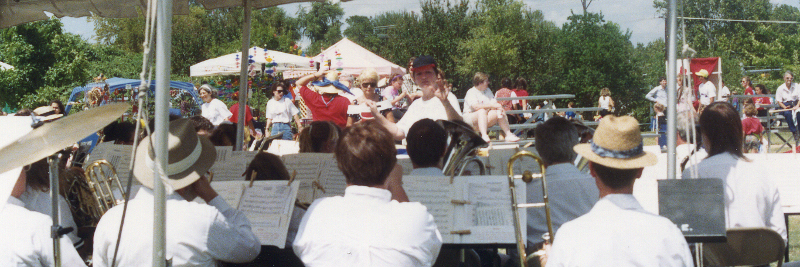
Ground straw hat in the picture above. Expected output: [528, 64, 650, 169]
[695, 69, 709, 78]
[132, 119, 216, 190]
[573, 115, 656, 169]
[32, 106, 63, 121]
[311, 72, 353, 95]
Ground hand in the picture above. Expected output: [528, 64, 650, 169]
[192, 174, 218, 203]
[538, 243, 551, 267]
[365, 99, 379, 115]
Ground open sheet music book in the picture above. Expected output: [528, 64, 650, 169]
[209, 180, 300, 248]
[85, 142, 134, 183]
[404, 175, 526, 244]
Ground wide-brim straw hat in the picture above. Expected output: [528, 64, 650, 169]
[695, 69, 709, 78]
[311, 71, 353, 95]
[132, 118, 216, 190]
[33, 106, 63, 121]
[574, 115, 657, 169]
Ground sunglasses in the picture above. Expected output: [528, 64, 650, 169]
[362, 82, 378, 88]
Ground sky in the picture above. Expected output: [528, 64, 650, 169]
[61, 0, 800, 46]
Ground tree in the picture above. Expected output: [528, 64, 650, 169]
[556, 12, 646, 120]
[297, 1, 344, 54]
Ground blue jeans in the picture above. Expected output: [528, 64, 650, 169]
[781, 101, 799, 133]
[271, 122, 293, 140]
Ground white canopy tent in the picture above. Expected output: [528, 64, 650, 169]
[190, 46, 314, 77]
[0, 61, 14, 70]
[313, 37, 405, 77]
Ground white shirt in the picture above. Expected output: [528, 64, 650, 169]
[681, 152, 786, 243]
[201, 98, 232, 126]
[775, 82, 799, 103]
[396, 93, 461, 137]
[266, 97, 300, 123]
[676, 143, 707, 178]
[0, 198, 86, 267]
[462, 87, 496, 114]
[645, 85, 667, 105]
[698, 81, 717, 105]
[293, 185, 442, 267]
[93, 187, 261, 267]
[717, 85, 731, 102]
[546, 194, 693, 267]
[598, 96, 611, 110]
[19, 186, 80, 245]
[527, 163, 598, 245]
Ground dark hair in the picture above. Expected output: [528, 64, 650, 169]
[659, 76, 667, 82]
[209, 123, 237, 146]
[25, 158, 50, 192]
[244, 152, 291, 181]
[189, 115, 214, 133]
[298, 121, 341, 153]
[103, 121, 136, 145]
[15, 109, 31, 116]
[742, 76, 753, 88]
[535, 117, 578, 165]
[335, 120, 397, 186]
[591, 162, 640, 189]
[473, 72, 489, 86]
[406, 119, 447, 168]
[501, 77, 513, 89]
[50, 100, 65, 115]
[700, 102, 745, 159]
[755, 84, 768, 94]
[515, 77, 528, 90]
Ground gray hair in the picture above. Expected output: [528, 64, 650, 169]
[676, 111, 697, 143]
[534, 117, 578, 165]
[785, 70, 794, 79]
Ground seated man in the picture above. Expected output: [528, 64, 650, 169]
[293, 120, 442, 266]
[93, 119, 261, 267]
[545, 116, 693, 266]
[370, 56, 462, 141]
[406, 119, 448, 176]
[528, 117, 598, 249]
[0, 116, 85, 266]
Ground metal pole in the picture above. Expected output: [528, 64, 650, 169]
[153, 0, 172, 264]
[48, 154, 61, 267]
[236, 0, 252, 151]
[666, 0, 678, 179]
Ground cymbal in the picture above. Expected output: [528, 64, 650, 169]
[0, 103, 130, 174]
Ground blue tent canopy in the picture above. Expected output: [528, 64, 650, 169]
[66, 77, 201, 114]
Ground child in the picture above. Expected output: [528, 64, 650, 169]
[741, 104, 764, 153]
[565, 101, 577, 119]
[654, 103, 667, 150]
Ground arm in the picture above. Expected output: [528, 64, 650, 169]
[439, 90, 464, 121]
[645, 87, 658, 102]
[293, 114, 303, 133]
[367, 100, 405, 140]
[609, 97, 615, 109]
[391, 90, 407, 106]
[296, 69, 329, 87]
[197, 176, 261, 263]
[386, 164, 409, 202]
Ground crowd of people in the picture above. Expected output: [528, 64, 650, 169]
[0, 54, 797, 267]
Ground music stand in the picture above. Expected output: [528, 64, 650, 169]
[658, 178, 726, 243]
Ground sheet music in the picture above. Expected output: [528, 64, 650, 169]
[267, 140, 300, 155]
[238, 181, 299, 248]
[281, 153, 325, 203]
[209, 147, 243, 182]
[203, 181, 245, 207]
[234, 150, 258, 175]
[319, 158, 346, 198]
[457, 176, 524, 244]
[404, 176, 455, 243]
[86, 143, 134, 184]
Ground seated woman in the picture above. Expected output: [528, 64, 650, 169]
[682, 102, 786, 244]
[462, 72, 519, 142]
[222, 152, 304, 267]
[297, 121, 342, 153]
[348, 69, 395, 125]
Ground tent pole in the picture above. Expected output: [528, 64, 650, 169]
[153, 0, 172, 265]
[236, 0, 252, 151]
[666, 0, 678, 179]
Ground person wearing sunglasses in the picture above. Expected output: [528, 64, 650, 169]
[266, 82, 303, 140]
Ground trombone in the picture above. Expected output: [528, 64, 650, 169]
[507, 150, 553, 267]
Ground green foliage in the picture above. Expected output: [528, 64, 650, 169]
[297, 1, 344, 54]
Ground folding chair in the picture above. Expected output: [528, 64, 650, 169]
[703, 227, 785, 267]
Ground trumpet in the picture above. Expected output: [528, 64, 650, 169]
[507, 150, 553, 267]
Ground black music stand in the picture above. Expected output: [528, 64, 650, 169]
[658, 178, 726, 243]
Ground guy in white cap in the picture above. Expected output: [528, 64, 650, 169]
[0, 117, 86, 266]
[696, 69, 716, 109]
[93, 119, 260, 266]
[544, 116, 693, 267]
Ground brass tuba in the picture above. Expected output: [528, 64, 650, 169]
[439, 120, 489, 176]
[78, 160, 126, 225]
[507, 150, 553, 267]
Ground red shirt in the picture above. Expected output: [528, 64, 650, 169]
[228, 103, 253, 125]
[754, 96, 771, 110]
[513, 89, 529, 109]
[299, 85, 349, 128]
[495, 88, 515, 111]
[742, 117, 763, 135]
[744, 87, 754, 95]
